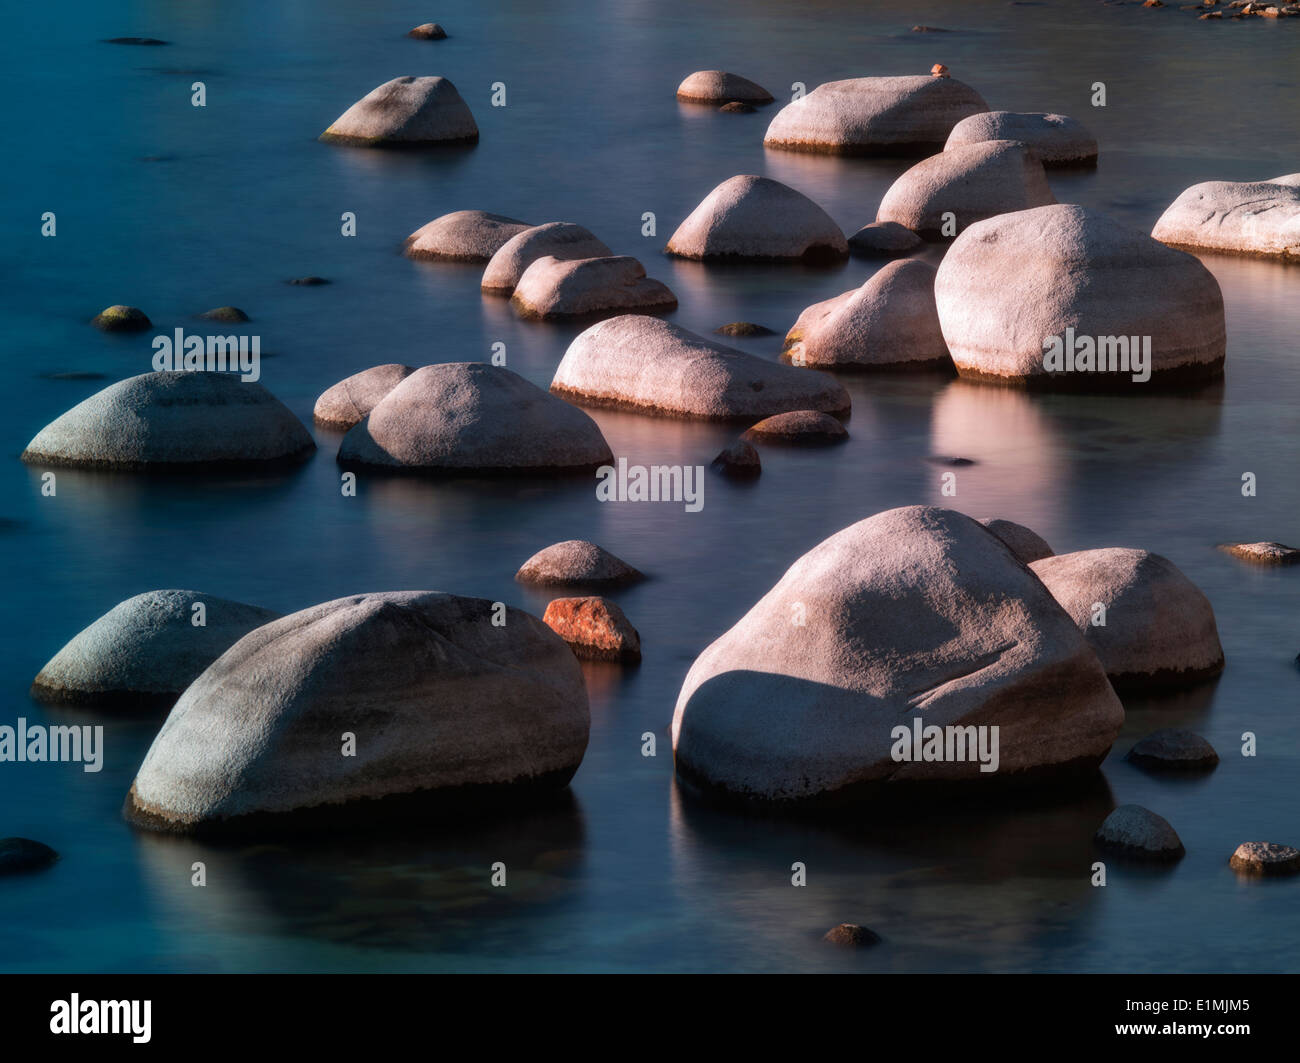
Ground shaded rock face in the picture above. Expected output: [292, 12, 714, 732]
[543, 597, 642, 662]
[979, 518, 1053, 565]
[313, 364, 416, 429]
[763, 75, 989, 156]
[124, 591, 591, 836]
[1030, 548, 1225, 691]
[1218, 541, 1300, 565]
[1229, 842, 1300, 877]
[671, 506, 1125, 805]
[552, 315, 850, 421]
[338, 363, 612, 474]
[21, 372, 316, 470]
[665, 175, 848, 261]
[848, 220, 922, 256]
[823, 923, 881, 947]
[876, 140, 1056, 238]
[944, 111, 1098, 166]
[510, 255, 677, 321]
[407, 23, 447, 39]
[676, 70, 774, 104]
[742, 410, 848, 444]
[320, 76, 478, 146]
[719, 101, 755, 114]
[1126, 729, 1219, 772]
[403, 210, 531, 262]
[516, 541, 645, 587]
[1152, 175, 1300, 260]
[0, 838, 59, 875]
[711, 439, 761, 478]
[31, 590, 281, 709]
[92, 305, 151, 331]
[481, 223, 613, 294]
[934, 204, 1227, 390]
[783, 259, 950, 372]
[1094, 805, 1185, 861]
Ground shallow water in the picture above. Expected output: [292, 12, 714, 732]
[1, 0, 1299, 972]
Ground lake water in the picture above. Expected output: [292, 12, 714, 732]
[2, 0, 1299, 972]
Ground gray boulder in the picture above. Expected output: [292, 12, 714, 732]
[677, 70, 773, 104]
[403, 210, 531, 262]
[1152, 175, 1300, 260]
[848, 221, 922, 256]
[481, 223, 613, 294]
[515, 541, 644, 586]
[944, 111, 1098, 166]
[1094, 805, 1185, 862]
[1126, 729, 1219, 772]
[320, 76, 478, 146]
[979, 518, 1054, 564]
[314, 364, 416, 429]
[510, 255, 677, 321]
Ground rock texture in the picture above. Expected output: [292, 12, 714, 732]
[676, 70, 773, 104]
[31, 590, 281, 709]
[338, 363, 612, 474]
[552, 316, 850, 420]
[671, 506, 1124, 804]
[516, 541, 644, 587]
[823, 923, 882, 947]
[314, 364, 416, 429]
[944, 111, 1098, 166]
[542, 597, 642, 662]
[934, 204, 1227, 389]
[21, 372, 315, 470]
[1218, 541, 1300, 565]
[1030, 548, 1225, 691]
[1126, 729, 1219, 772]
[1229, 842, 1300, 877]
[124, 591, 591, 835]
[320, 76, 478, 146]
[979, 518, 1054, 564]
[665, 176, 848, 261]
[1095, 805, 1185, 861]
[742, 410, 848, 444]
[1152, 175, 1300, 260]
[510, 255, 677, 320]
[764, 75, 989, 155]
[403, 210, 532, 262]
[481, 223, 613, 294]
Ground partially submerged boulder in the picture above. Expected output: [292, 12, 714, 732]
[516, 541, 644, 587]
[481, 223, 612, 294]
[124, 591, 591, 835]
[1229, 842, 1300, 877]
[677, 70, 773, 104]
[742, 410, 848, 444]
[1152, 175, 1300, 260]
[665, 176, 847, 261]
[338, 363, 612, 473]
[934, 204, 1226, 389]
[715, 322, 776, 337]
[320, 76, 478, 146]
[711, 439, 761, 478]
[314, 364, 416, 429]
[847, 221, 922, 257]
[876, 140, 1056, 238]
[823, 923, 881, 947]
[1094, 805, 1185, 862]
[407, 23, 447, 39]
[510, 255, 677, 321]
[764, 75, 989, 156]
[31, 590, 281, 709]
[979, 518, 1053, 564]
[197, 306, 250, 323]
[1030, 548, 1225, 690]
[403, 210, 531, 262]
[782, 259, 950, 371]
[92, 305, 151, 332]
[21, 372, 315, 470]
[1218, 541, 1300, 565]
[671, 506, 1124, 804]
[551, 315, 850, 420]
[0, 838, 59, 875]
[1126, 729, 1219, 772]
[944, 111, 1098, 166]
[542, 597, 641, 662]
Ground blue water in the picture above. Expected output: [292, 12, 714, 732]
[2, 0, 1299, 972]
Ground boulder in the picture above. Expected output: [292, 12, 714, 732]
[481, 223, 612, 294]
[979, 518, 1053, 564]
[92, 305, 151, 332]
[31, 590, 281, 709]
[1218, 541, 1300, 565]
[542, 597, 642, 662]
[1151, 175, 1300, 260]
[403, 210, 531, 262]
[1094, 805, 1185, 861]
[823, 923, 881, 946]
[677, 70, 774, 104]
[763, 75, 989, 156]
[551, 315, 850, 420]
[944, 111, 1098, 166]
[719, 102, 755, 114]
[0, 838, 59, 875]
[319, 76, 478, 146]
[338, 363, 612, 474]
[1029, 548, 1225, 690]
[848, 220, 922, 256]
[782, 259, 950, 371]
[711, 439, 761, 478]
[197, 306, 250, 323]
[123, 591, 590, 835]
[671, 506, 1125, 804]
[407, 23, 447, 39]
[742, 410, 848, 444]
[516, 541, 644, 587]
[665, 176, 848, 261]
[715, 322, 775, 337]
[1126, 728, 1219, 771]
[934, 204, 1226, 389]
[313, 364, 416, 429]
[510, 255, 677, 321]
[21, 372, 316, 470]
[1229, 842, 1300, 876]
[876, 140, 1057, 238]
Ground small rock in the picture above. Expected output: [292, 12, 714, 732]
[931, 64, 949, 78]
[847, 221, 922, 256]
[288, 276, 330, 286]
[543, 597, 641, 662]
[927, 455, 975, 466]
[1126, 729, 1219, 772]
[91, 305, 151, 332]
[517, 541, 645, 587]
[676, 71, 774, 104]
[719, 101, 756, 113]
[823, 923, 881, 946]
[1095, 805, 1185, 861]
[1200, 9, 1223, 15]
[197, 306, 250, 323]
[912, 25, 949, 32]
[742, 410, 848, 444]
[715, 322, 775, 337]
[1229, 842, 1300, 876]
[0, 838, 59, 875]
[407, 23, 447, 39]
[1143, 0, 1164, 7]
[1219, 541, 1300, 565]
[711, 439, 761, 478]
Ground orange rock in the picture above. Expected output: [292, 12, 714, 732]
[930, 63, 949, 78]
[543, 597, 641, 662]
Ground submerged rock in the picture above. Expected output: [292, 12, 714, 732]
[1218, 541, 1300, 565]
[104, 37, 168, 46]
[1095, 805, 1185, 862]
[979, 518, 1053, 564]
[823, 923, 881, 947]
[1031, 548, 1224, 690]
[672, 506, 1124, 804]
[676, 70, 774, 104]
[510, 255, 677, 321]
[1229, 842, 1300, 877]
[0, 838, 59, 875]
[288, 276, 330, 286]
[407, 23, 447, 39]
[481, 223, 612, 294]
[945, 111, 1098, 166]
[21, 372, 315, 470]
[665, 175, 848, 261]
[543, 597, 642, 662]
[715, 322, 775, 337]
[320, 76, 478, 146]
[92, 305, 151, 332]
[552, 315, 850, 420]
[197, 306, 250, 323]
[32, 590, 281, 709]
[124, 591, 590, 835]
[719, 101, 756, 114]
[847, 220, 923, 256]
[711, 439, 761, 478]
[1152, 175, 1300, 260]
[742, 410, 848, 444]
[403, 210, 531, 262]
[1126, 729, 1219, 772]
[516, 541, 645, 587]
[314, 364, 416, 429]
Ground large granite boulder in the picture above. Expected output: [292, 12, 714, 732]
[21, 372, 315, 470]
[944, 111, 1098, 166]
[338, 363, 612, 473]
[403, 210, 532, 262]
[677, 70, 773, 104]
[320, 76, 478, 146]
[1151, 174, 1300, 260]
[314, 364, 416, 429]
[551, 315, 850, 420]
[671, 506, 1124, 804]
[763, 75, 989, 156]
[124, 591, 590, 834]
[934, 204, 1226, 389]
[510, 255, 677, 320]
[481, 223, 613, 294]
